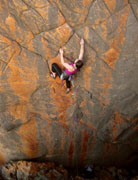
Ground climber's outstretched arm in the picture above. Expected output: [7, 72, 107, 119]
[78, 38, 84, 60]
[59, 48, 71, 70]
[74, 38, 85, 64]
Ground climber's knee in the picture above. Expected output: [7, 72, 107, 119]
[52, 63, 58, 73]
[51, 63, 62, 77]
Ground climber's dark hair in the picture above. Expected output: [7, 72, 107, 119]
[76, 60, 83, 70]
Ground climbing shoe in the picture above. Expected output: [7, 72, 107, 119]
[66, 88, 70, 94]
[50, 72, 56, 79]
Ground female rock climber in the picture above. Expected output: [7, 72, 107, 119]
[50, 38, 85, 93]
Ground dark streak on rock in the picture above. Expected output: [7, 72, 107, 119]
[80, 130, 89, 164]
[68, 139, 74, 166]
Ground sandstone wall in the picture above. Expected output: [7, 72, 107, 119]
[0, 0, 138, 167]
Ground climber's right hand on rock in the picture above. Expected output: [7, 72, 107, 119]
[59, 48, 63, 54]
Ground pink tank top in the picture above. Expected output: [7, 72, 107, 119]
[65, 63, 77, 75]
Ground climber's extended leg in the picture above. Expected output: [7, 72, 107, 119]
[65, 78, 71, 94]
[51, 63, 62, 79]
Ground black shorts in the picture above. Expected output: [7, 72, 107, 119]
[51, 63, 71, 88]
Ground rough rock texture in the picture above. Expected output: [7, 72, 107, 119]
[0, 160, 138, 180]
[0, 0, 138, 167]
[0, 161, 68, 180]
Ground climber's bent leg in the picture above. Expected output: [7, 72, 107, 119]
[51, 63, 62, 78]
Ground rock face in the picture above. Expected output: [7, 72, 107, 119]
[0, 0, 138, 167]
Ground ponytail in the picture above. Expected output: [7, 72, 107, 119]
[76, 60, 83, 71]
